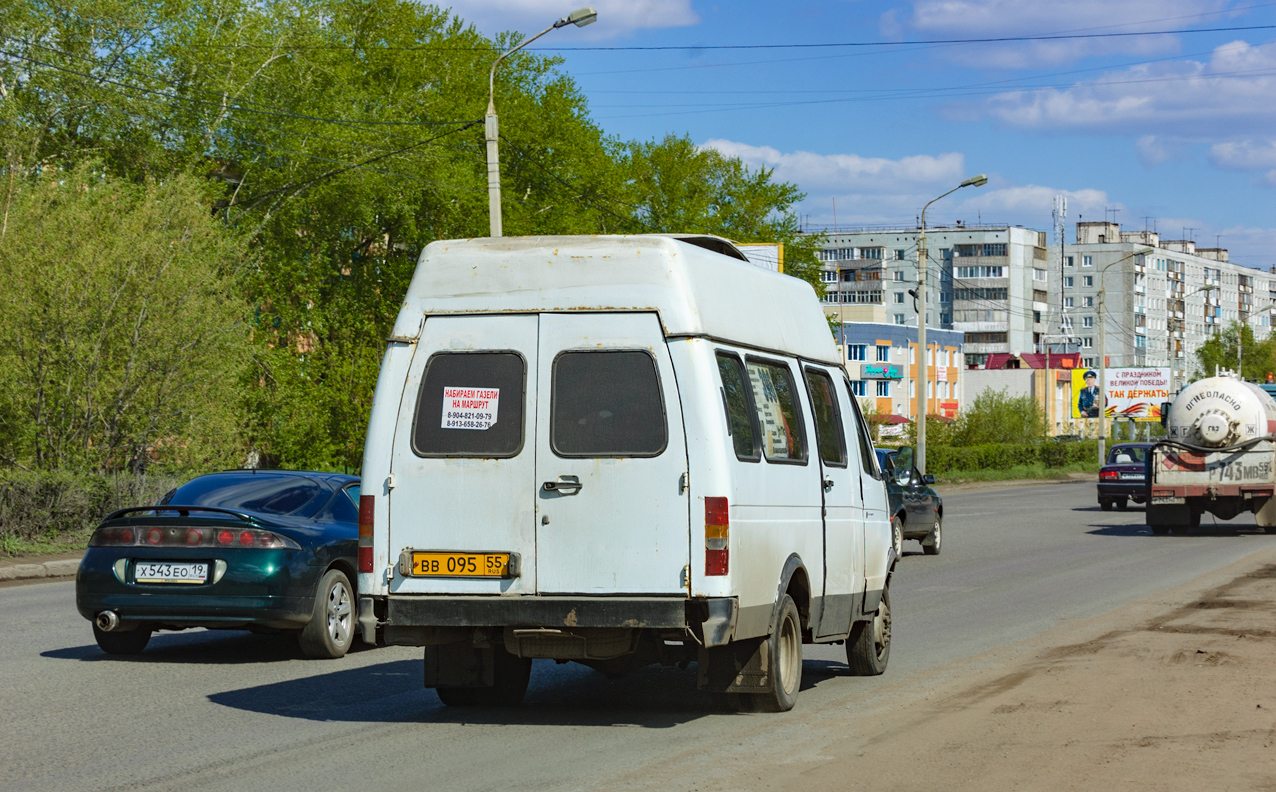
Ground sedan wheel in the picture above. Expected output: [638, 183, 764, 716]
[891, 515, 904, 559]
[299, 569, 354, 659]
[922, 513, 942, 556]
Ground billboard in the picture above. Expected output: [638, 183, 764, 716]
[1070, 367, 1170, 421]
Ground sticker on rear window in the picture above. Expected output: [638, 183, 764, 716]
[442, 387, 500, 430]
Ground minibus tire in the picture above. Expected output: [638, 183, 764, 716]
[752, 595, 801, 713]
[847, 587, 891, 675]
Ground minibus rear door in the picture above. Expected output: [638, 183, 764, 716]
[534, 313, 690, 595]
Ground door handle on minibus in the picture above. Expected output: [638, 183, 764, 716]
[544, 476, 582, 494]
[823, 478, 835, 492]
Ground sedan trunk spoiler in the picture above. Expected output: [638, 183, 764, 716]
[102, 505, 262, 523]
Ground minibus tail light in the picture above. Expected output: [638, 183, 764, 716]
[705, 497, 728, 576]
[358, 495, 375, 573]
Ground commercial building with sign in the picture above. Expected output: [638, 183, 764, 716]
[835, 322, 965, 420]
[808, 225, 1049, 368]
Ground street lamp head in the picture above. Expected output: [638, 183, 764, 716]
[960, 174, 989, 188]
[555, 6, 598, 27]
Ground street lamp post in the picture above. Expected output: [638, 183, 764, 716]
[916, 174, 987, 474]
[1173, 284, 1217, 395]
[1096, 247, 1155, 464]
[485, 7, 597, 237]
[1240, 304, 1276, 379]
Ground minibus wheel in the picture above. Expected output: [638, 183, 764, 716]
[847, 587, 891, 675]
[752, 595, 801, 712]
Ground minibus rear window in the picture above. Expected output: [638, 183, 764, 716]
[551, 350, 667, 457]
[412, 352, 526, 458]
[745, 359, 807, 464]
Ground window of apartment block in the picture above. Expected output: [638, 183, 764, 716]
[1066, 256, 1074, 266]
[850, 380, 867, 396]
[893, 271, 905, 281]
[1033, 311, 1041, 323]
[1064, 276, 1074, 288]
[847, 344, 866, 361]
[1083, 255, 1093, 267]
[894, 314, 905, 325]
[927, 381, 934, 398]
[1083, 357, 1096, 367]
[1082, 337, 1093, 348]
[821, 271, 837, 283]
[910, 346, 916, 363]
[1083, 296, 1094, 307]
[876, 380, 890, 397]
[1064, 297, 1074, 307]
[895, 249, 905, 260]
[894, 292, 905, 303]
[1083, 276, 1093, 287]
[876, 345, 890, 362]
[910, 380, 916, 398]
[1083, 316, 1094, 328]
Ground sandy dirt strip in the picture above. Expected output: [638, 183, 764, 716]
[620, 545, 1276, 792]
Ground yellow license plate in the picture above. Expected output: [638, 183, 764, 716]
[410, 552, 510, 578]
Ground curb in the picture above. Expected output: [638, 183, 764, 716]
[0, 557, 82, 582]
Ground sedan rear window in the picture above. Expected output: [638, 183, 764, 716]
[551, 350, 667, 457]
[163, 474, 327, 518]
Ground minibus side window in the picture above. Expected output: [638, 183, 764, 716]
[715, 351, 761, 461]
[844, 379, 881, 479]
[551, 350, 668, 457]
[744, 358, 808, 464]
[412, 352, 526, 458]
[804, 368, 847, 468]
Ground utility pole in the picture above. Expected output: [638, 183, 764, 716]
[484, 7, 597, 237]
[915, 174, 987, 474]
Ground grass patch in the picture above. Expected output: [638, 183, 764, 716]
[935, 461, 1096, 484]
[1, 532, 91, 559]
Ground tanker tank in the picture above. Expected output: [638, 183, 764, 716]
[1150, 375, 1276, 535]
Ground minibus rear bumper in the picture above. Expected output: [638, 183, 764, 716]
[361, 595, 737, 648]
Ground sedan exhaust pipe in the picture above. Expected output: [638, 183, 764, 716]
[95, 611, 121, 632]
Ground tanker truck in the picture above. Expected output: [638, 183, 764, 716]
[1149, 374, 1276, 535]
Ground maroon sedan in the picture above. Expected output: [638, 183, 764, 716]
[1098, 442, 1153, 511]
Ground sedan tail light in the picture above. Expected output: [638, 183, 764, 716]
[1100, 469, 1120, 480]
[90, 525, 299, 549]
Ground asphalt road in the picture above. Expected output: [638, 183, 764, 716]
[5, 481, 1274, 792]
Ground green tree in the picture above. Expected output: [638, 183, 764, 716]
[949, 388, 1044, 445]
[1192, 321, 1276, 382]
[0, 164, 250, 472]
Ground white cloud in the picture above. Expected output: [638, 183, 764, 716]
[451, 0, 698, 39]
[979, 40, 1276, 133]
[701, 139, 965, 192]
[901, 0, 1233, 67]
[1135, 135, 1193, 167]
[702, 138, 1114, 235]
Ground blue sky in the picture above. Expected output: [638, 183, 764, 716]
[457, 0, 1276, 269]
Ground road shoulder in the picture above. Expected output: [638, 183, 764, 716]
[738, 544, 1276, 791]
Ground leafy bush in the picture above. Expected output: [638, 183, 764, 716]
[0, 470, 179, 553]
[925, 441, 1098, 476]
[950, 388, 1045, 445]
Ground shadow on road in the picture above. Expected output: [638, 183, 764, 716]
[1084, 522, 1271, 538]
[41, 629, 378, 663]
[203, 655, 853, 726]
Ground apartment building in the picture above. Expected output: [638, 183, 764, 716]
[835, 323, 965, 419]
[1057, 222, 1274, 390]
[811, 226, 1049, 367]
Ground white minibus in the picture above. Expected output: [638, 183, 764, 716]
[357, 234, 895, 711]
